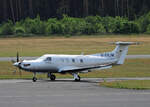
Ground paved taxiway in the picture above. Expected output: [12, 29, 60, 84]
[0, 78, 150, 107]
[0, 55, 150, 61]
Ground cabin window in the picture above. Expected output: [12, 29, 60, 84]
[72, 59, 75, 63]
[111, 53, 114, 57]
[44, 57, 52, 61]
[80, 59, 83, 63]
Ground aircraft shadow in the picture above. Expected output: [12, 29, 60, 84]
[40, 79, 99, 83]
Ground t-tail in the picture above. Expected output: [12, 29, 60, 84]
[111, 42, 138, 65]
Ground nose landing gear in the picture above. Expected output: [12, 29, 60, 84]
[32, 72, 37, 82]
[32, 77, 37, 82]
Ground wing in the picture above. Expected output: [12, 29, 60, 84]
[58, 64, 112, 73]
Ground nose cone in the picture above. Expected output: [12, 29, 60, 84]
[13, 62, 19, 67]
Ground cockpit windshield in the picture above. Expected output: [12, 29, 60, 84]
[36, 55, 47, 60]
[37, 55, 52, 62]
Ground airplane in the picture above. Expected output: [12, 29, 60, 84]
[13, 41, 138, 82]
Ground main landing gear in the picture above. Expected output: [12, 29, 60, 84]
[73, 73, 80, 81]
[32, 72, 56, 82]
[32, 72, 80, 82]
[48, 73, 56, 81]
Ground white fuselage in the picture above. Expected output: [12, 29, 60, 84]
[19, 54, 117, 73]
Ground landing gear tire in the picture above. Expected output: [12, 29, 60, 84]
[75, 75, 80, 81]
[50, 75, 56, 81]
[32, 77, 37, 82]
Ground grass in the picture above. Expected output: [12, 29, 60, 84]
[101, 80, 150, 90]
[82, 59, 150, 78]
[0, 59, 150, 79]
[0, 35, 150, 57]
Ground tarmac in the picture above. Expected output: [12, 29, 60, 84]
[0, 78, 150, 107]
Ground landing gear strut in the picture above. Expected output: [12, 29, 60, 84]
[73, 73, 80, 81]
[32, 72, 37, 82]
[48, 73, 56, 81]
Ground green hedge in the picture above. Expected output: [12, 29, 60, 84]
[137, 12, 150, 33]
[1, 13, 150, 36]
[0, 20, 14, 35]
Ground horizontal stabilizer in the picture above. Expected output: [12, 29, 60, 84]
[110, 41, 140, 45]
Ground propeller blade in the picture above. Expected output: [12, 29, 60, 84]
[17, 52, 19, 62]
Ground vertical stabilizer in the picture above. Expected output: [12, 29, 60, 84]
[112, 42, 138, 64]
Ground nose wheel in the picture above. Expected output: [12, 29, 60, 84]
[32, 72, 37, 82]
[32, 77, 37, 82]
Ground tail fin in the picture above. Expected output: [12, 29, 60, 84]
[112, 42, 138, 65]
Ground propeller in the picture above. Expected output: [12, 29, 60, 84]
[12, 52, 22, 77]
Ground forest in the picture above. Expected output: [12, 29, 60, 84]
[1, 0, 150, 36]
[1, 0, 150, 22]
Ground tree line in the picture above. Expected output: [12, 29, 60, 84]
[1, 0, 150, 23]
[1, 12, 150, 36]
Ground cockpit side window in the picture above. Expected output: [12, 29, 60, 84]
[72, 59, 75, 63]
[44, 57, 52, 61]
